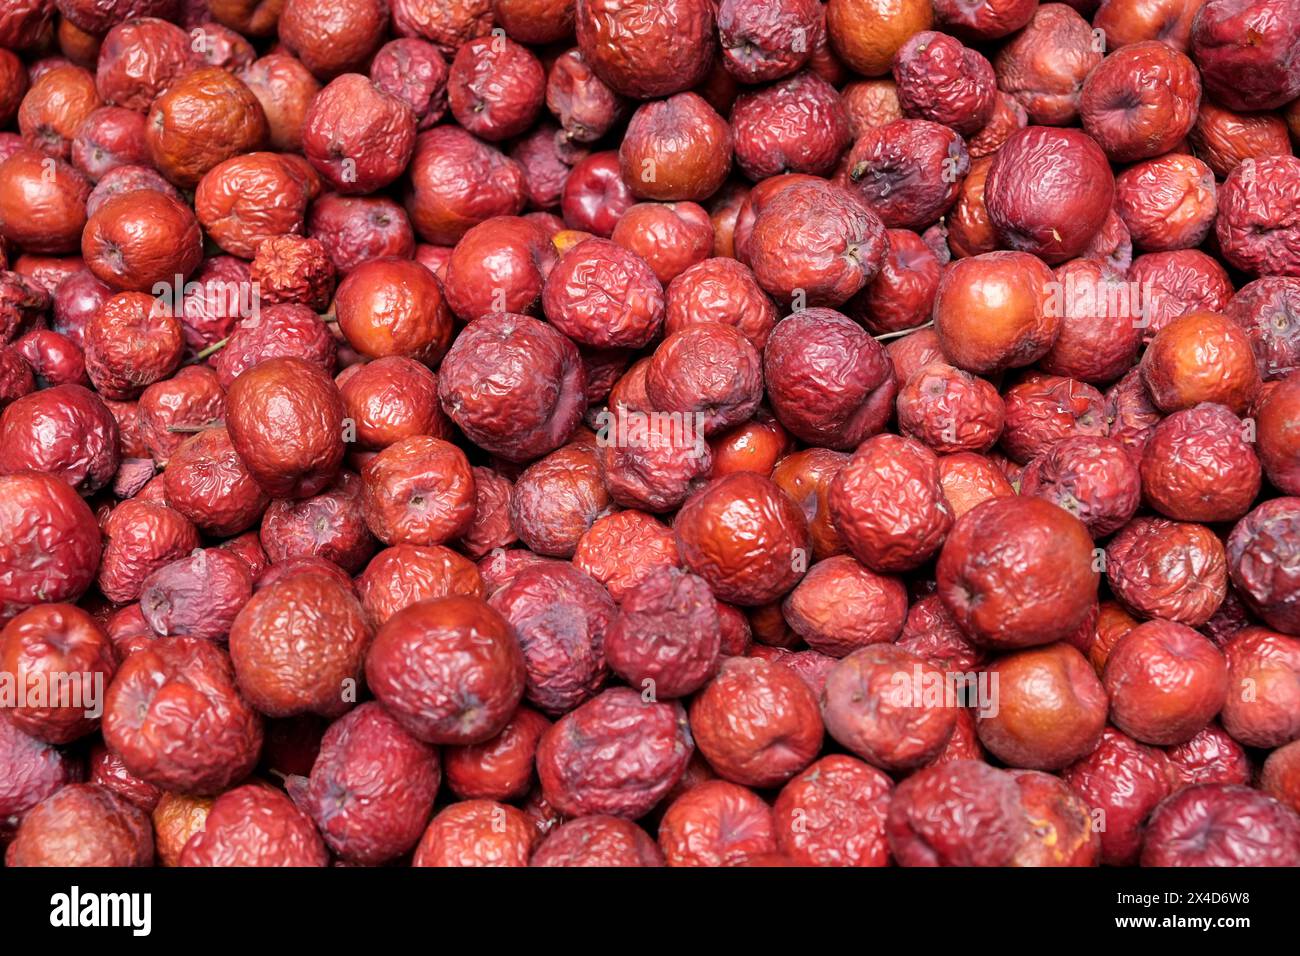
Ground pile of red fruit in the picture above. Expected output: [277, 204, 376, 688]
[1, 0, 1300, 868]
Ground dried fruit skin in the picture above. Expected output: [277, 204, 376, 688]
[1105, 518, 1227, 627]
[180, 784, 327, 867]
[225, 356, 346, 501]
[1141, 784, 1300, 867]
[575, 0, 715, 100]
[366, 595, 525, 746]
[357, 544, 484, 627]
[886, 760, 1031, 866]
[531, 814, 663, 867]
[0, 383, 119, 494]
[782, 555, 908, 658]
[445, 705, 549, 802]
[139, 548, 253, 643]
[412, 799, 535, 867]
[6, 783, 153, 867]
[1219, 627, 1300, 748]
[936, 495, 1099, 649]
[773, 754, 893, 867]
[658, 779, 777, 867]
[606, 568, 721, 699]
[536, 687, 694, 819]
[229, 572, 371, 719]
[437, 312, 587, 463]
[292, 702, 440, 865]
[674, 472, 811, 607]
[829, 433, 953, 573]
[764, 309, 896, 451]
[488, 562, 614, 715]
[1062, 726, 1177, 865]
[103, 637, 262, 795]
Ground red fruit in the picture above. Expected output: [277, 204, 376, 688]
[536, 686, 693, 819]
[886, 760, 1030, 866]
[102, 637, 262, 795]
[180, 784, 326, 867]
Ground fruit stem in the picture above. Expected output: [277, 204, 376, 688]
[873, 320, 935, 342]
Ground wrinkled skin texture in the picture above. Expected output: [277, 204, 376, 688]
[665, 257, 777, 351]
[1105, 517, 1227, 626]
[229, 572, 371, 719]
[1004, 388, 1108, 476]
[1190, 0, 1300, 112]
[896, 362, 1004, 454]
[1215, 156, 1300, 278]
[782, 555, 907, 657]
[260, 471, 374, 574]
[225, 356, 346, 501]
[0, 150, 90, 255]
[531, 814, 663, 866]
[772, 754, 892, 866]
[1079, 42, 1201, 162]
[892, 31, 996, 135]
[445, 216, 556, 321]
[194, 153, 308, 261]
[290, 702, 439, 864]
[764, 309, 896, 450]
[829, 433, 953, 573]
[886, 760, 1030, 866]
[180, 784, 326, 867]
[1104, 620, 1228, 746]
[984, 126, 1115, 264]
[687, 656, 822, 789]
[1167, 724, 1251, 787]
[842, 119, 968, 232]
[302, 75, 417, 196]
[573, 509, 679, 601]
[488, 562, 614, 715]
[1219, 627, 1300, 747]
[145, 67, 267, 189]
[1257, 375, 1300, 494]
[731, 71, 849, 181]
[821, 644, 957, 771]
[360, 436, 475, 548]
[1227, 499, 1300, 635]
[1130, 249, 1233, 340]
[543, 238, 665, 348]
[102, 637, 263, 795]
[976, 643, 1107, 769]
[937, 495, 1098, 649]
[338, 357, 446, 452]
[1114, 153, 1217, 254]
[674, 472, 810, 606]
[163, 426, 269, 538]
[646, 324, 762, 437]
[536, 687, 693, 819]
[84, 293, 183, 401]
[0, 383, 119, 494]
[0, 603, 115, 744]
[747, 180, 886, 307]
[139, 548, 253, 643]
[1220, 275, 1298, 380]
[658, 779, 777, 867]
[278, 0, 387, 79]
[98, 500, 201, 604]
[412, 799, 534, 867]
[357, 544, 484, 626]
[994, 4, 1101, 125]
[366, 596, 525, 745]
[445, 706, 549, 802]
[448, 35, 545, 142]
[6, 784, 152, 867]
[369, 38, 448, 132]
[439, 312, 586, 463]
[1019, 434, 1140, 536]
[605, 567, 720, 699]
[1009, 769, 1101, 867]
[0, 470, 101, 623]
[1141, 784, 1300, 866]
[405, 126, 527, 246]
[575, 0, 715, 100]
[0, 718, 80, 841]
[1139, 403, 1261, 524]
